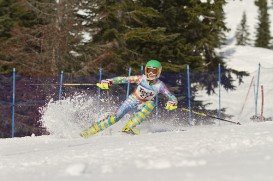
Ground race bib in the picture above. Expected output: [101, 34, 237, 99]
[135, 85, 156, 100]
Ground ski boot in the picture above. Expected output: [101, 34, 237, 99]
[122, 101, 155, 135]
[122, 120, 141, 135]
[80, 115, 116, 138]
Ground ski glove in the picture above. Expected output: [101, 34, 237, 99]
[165, 101, 177, 111]
[96, 79, 112, 90]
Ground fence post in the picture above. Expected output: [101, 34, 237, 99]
[11, 68, 16, 138]
[58, 71, 64, 101]
[98, 67, 103, 98]
[255, 63, 261, 116]
[126, 67, 132, 98]
[186, 65, 192, 124]
[218, 64, 221, 120]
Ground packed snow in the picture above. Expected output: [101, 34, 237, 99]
[1, 122, 273, 181]
[199, 45, 273, 122]
[1, 1, 273, 181]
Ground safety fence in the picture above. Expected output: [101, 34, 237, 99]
[0, 64, 272, 138]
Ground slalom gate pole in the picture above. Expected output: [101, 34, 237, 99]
[11, 68, 16, 137]
[253, 82, 256, 114]
[126, 67, 132, 98]
[182, 108, 241, 125]
[186, 65, 192, 124]
[98, 68, 102, 98]
[218, 64, 221, 121]
[261, 85, 264, 121]
[155, 95, 159, 116]
[255, 63, 261, 116]
[58, 71, 64, 101]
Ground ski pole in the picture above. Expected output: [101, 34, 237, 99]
[64, 83, 109, 89]
[29, 83, 97, 86]
[63, 83, 96, 86]
[30, 83, 111, 90]
[182, 108, 241, 125]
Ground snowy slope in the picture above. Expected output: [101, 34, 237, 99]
[198, 45, 273, 121]
[1, 1, 273, 181]
[197, 0, 273, 120]
[1, 47, 273, 181]
[222, 45, 273, 72]
[1, 122, 273, 181]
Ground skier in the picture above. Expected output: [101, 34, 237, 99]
[80, 60, 178, 138]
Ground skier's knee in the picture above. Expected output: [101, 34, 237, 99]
[142, 101, 155, 114]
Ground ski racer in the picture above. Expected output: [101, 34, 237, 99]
[80, 59, 178, 138]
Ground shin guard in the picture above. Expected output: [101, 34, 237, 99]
[122, 101, 155, 134]
[80, 115, 116, 138]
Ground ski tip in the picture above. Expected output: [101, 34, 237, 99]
[237, 122, 241, 125]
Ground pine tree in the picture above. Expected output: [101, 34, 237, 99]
[84, 0, 247, 98]
[235, 11, 251, 45]
[0, 0, 14, 39]
[0, 0, 86, 75]
[0, 0, 44, 73]
[80, 0, 177, 74]
[85, 0, 230, 74]
[255, 0, 272, 48]
[142, 0, 229, 71]
[271, 0, 273, 49]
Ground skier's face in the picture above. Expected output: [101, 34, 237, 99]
[146, 67, 158, 80]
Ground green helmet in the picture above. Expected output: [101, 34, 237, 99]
[145, 59, 162, 80]
[146, 59, 162, 68]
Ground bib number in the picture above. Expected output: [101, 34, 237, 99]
[136, 86, 156, 100]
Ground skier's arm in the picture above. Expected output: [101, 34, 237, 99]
[112, 76, 142, 84]
[160, 83, 178, 110]
[102, 75, 142, 85]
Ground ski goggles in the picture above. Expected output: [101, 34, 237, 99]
[146, 67, 159, 75]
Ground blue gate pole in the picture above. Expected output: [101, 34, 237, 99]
[141, 65, 144, 74]
[156, 95, 159, 116]
[255, 63, 261, 116]
[11, 68, 16, 137]
[253, 82, 256, 113]
[98, 67, 102, 98]
[58, 71, 64, 101]
[126, 67, 132, 98]
[186, 65, 192, 124]
[218, 64, 221, 120]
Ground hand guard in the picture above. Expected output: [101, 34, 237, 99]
[165, 101, 177, 111]
[96, 79, 112, 90]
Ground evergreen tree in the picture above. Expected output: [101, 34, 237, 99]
[0, 0, 13, 39]
[141, 0, 229, 71]
[255, 0, 271, 48]
[0, 0, 85, 75]
[81, 0, 178, 74]
[84, 0, 230, 74]
[235, 12, 251, 45]
[0, 0, 45, 74]
[271, 0, 273, 49]
[81, 0, 248, 108]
